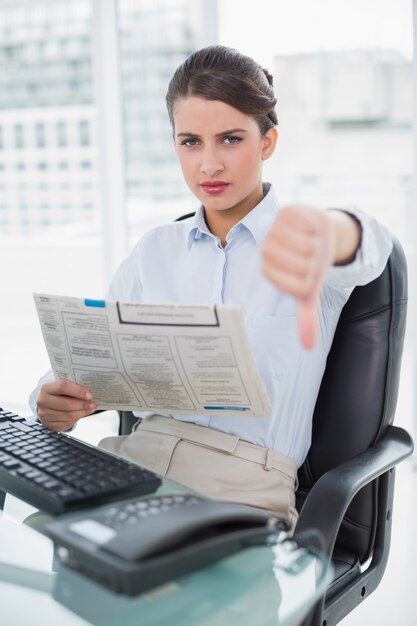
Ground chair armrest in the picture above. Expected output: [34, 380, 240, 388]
[294, 425, 413, 557]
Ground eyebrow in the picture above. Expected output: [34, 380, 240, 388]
[176, 128, 248, 138]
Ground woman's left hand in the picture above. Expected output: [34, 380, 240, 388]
[261, 205, 337, 350]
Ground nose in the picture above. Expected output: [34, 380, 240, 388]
[199, 147, 224, 177]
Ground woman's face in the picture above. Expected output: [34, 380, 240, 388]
[173, 96, 277, 220]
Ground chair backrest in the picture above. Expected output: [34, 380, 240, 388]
[296, 237, 408, 562]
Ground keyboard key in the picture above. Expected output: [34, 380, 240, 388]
[16, 466, 33, 475]
[20, 453, 36, 461]
[2, 459, 21, 469]
[13, 422, 32, 433]
[47, 465, 61, 473]
[43, 479, 61, 489]
[53, 469, 69, 480]
[56, 487, 81, 500]
[36, 461, 52, 470]
[6, 437, 21, 445]
[12, 448, 30, 458]
[4, 445, 18, 453]
[80, 484, 102, 496]
[33, 475, 51, 485]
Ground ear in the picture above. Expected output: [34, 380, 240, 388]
[261, 127, 278, 160]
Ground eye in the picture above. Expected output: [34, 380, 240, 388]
[180, 138, 199, 147]
[223, 136, 242, 144]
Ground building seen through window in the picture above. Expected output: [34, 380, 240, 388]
[0, 0, 95, 234]
[14, 123, 24, 149]
[56, 121, 68, 147]
[118, 0, 217, 236]
[0, 0, 217, 236]
[270, 50, 413, 242]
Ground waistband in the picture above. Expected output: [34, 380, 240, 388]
[136, 415, 297, 481]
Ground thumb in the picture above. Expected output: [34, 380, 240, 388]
[297, 212, 335, 349]
[298, 279, 321, 350]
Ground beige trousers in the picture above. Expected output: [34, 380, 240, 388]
[99, 416, 299, 530]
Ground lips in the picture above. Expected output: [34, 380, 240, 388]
[201, 181, 229, 195]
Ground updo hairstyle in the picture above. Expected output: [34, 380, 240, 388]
[166, 45, 278, 135]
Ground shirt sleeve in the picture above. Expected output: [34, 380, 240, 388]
[28, 369, 55, 418]
[326, 207, 393, 291]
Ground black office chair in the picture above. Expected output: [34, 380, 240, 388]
[295, 236, 413, 626]
[118, 235, 413, 625]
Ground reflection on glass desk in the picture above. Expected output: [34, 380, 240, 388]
[0, 479, 332, 626]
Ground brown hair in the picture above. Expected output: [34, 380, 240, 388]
[166, 45, 278, 135]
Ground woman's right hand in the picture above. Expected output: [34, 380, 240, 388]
[36, 380, 96, 432]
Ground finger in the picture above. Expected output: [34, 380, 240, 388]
[262, 245, 318, 284]
[47, 380, 92, 400]
[278, 205, 321, 234]
[38, 394, 94, 413]
[263, 223, 320, 261]
[40, 419, 76, 432]
[41, 420, 78, 432]
[262, 262, 316, 299]
[38, 408, 92, 429]
[297, 268, 323, 349]
[298, 294, 317, 350]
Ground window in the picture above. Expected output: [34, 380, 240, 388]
[0, 0, 99, 413]
[35, 122, 46, 148]
[78, 119, 90, 145]
[56, 121, 68, 146]
[118, 0, 212, 233]
[14, 123, 24, 149]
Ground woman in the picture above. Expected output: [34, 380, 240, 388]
[31, 46, 392, 529]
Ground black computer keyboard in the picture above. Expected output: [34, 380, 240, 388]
[0, 407, 161, 515]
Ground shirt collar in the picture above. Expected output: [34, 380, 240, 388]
[239, 183, 279, 245]
[187, 206, 213, 248]
[187, 182, 279, 249]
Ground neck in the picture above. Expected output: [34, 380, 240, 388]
[204, 183, 264, 246]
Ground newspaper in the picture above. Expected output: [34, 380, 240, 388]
[33, 294, 271, 417]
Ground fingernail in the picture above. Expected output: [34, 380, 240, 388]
[89, 402, 96, 412]
[85, 391, 92, 400]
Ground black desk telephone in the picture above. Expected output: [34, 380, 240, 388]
[46, 493, 289, 596]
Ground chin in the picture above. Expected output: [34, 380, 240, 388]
[203, 201, 231, 212]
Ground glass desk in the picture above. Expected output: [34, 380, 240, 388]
[0, 478, 332, 626]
